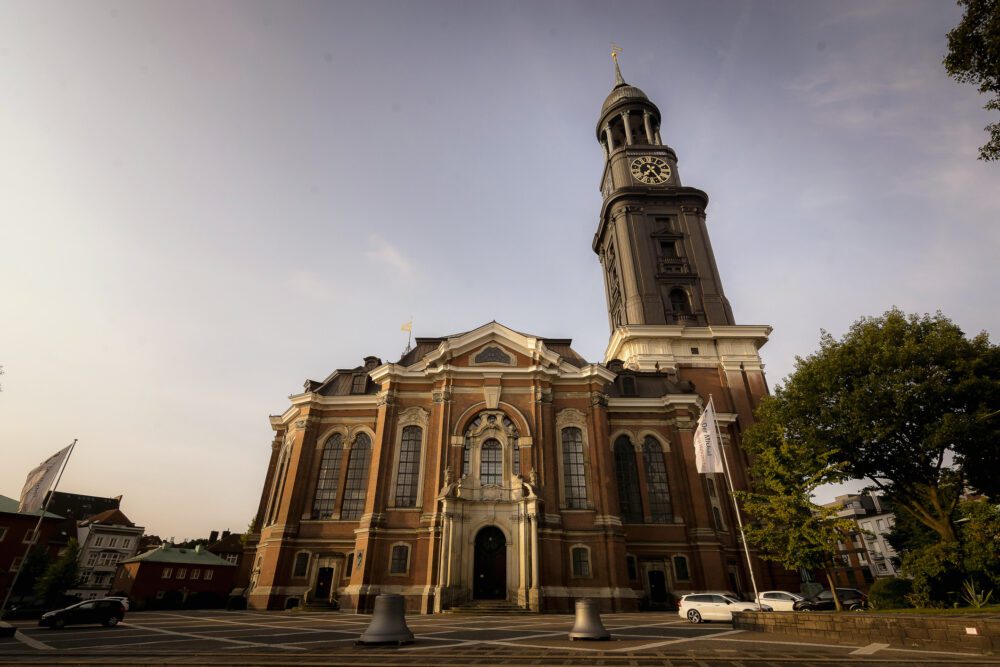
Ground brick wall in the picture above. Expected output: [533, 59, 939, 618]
[734, 611, 999, 655]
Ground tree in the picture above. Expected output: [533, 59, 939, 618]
[945, 0, 1000, 160]
[755, 309, 999, 545]
[12, 544, 51, 598]
[34, 539, 81, 605]
[737, 398, 857, 610]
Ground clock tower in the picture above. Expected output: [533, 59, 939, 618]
[596, 57, 770, 393]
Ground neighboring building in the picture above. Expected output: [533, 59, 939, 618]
[113, 543, 237, 610]
[206, 531, 252, 590]
[69, 509, 144, 600]
[247, 62, 794, 614]
[0, 495, 69, 604]
[44, 491, 122, 524]
[822, 493, 898, 588]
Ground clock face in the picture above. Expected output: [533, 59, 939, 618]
[630, 156, 672, 184]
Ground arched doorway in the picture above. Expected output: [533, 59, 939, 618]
[473, 526, 506, 599]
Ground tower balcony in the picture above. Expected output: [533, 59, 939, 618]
[656, 257, 694, 276]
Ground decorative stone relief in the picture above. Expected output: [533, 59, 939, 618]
[474, 346, 513, 365]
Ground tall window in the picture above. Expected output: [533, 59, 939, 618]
[571, 547, 591, 577]
[642, 436, 673, 523]
[673, 555, 690, 581]
[512, 444, 520, 476]
[613, 436, 643, 522]
[480, 439, 502, 486]
[312, 434, 343, 518]
[394, 426, 422, 507]
[341, 434, 372, 520]
[562, 428, 588, 508]
[462, 438, 471, 477]
[293, 552, 310, 577]
[669, 288, 691, 314]
[713, 506, 725, 531]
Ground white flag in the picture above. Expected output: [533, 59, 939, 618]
[693, 401, 724, 474]
[17, 445, 72, 512]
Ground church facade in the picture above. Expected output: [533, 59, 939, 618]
[246, 64, 789, 613]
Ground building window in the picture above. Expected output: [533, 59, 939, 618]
[571, 547, 591, 577]
[480, 439, 502, 486]
[712, 506, 725, 531]
[162, 567, 173, 579]
[643, 436, 673, 523]
[225, 553, 239, 564]
[673, 555, 690, 581]
[190, 569, 201, 580]
[0, 527, 6, 542]
[462, 438, 471, 477]
[512, 444, 521, 476]
[312, 433, 344, 519]
[668, 288, 691, 315]
[350, 374, 368, 394]
[122, 538, 132, 549]
[621, 376, 637, 397]
[22, 530, 34, 544]
[93, 536, 104, 547]
[341, 433, 372, 520]
[626, 555, 638, 581]
[706, 477, 717, 498]
[293, 552, 310, 578]
[176, 568, 187, 579]
[345, 552, 354, 577]
[204, 569, 213, 580]
[561, 427, 588, 508]
[108, 537, 119, 548]
[86, 552, 99, 567]
[394, 426, 422, 507]
[10, 557, 23, 573]
[389, 544, 410, 575]
[613, 436, 643, 522]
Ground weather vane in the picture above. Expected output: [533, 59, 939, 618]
[611, 43, 624, 84]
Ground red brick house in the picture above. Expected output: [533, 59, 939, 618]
[0, 495, 69, 605]
[113, 543, 236, 610]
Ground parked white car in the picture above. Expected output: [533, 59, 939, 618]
[678, 593, 772, 623]
[103, 596, 130, 611]
[755, 590, 804, 612]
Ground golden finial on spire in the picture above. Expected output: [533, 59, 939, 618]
[611, 43, 625, 85]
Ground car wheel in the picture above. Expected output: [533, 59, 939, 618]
[687, 609, 702, 624]
[52, 618, 65, 630]
[850, 604, 864, 612]
[104, 616, 120, 627]
[801, 607, 813, 612]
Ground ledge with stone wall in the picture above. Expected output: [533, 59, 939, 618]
[733, 611, 999, 655]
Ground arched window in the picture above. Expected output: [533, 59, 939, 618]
[292, 552, 310, 578]
[480, 438, 502, 486]
[394, 426, 421, 507]
[389, 544, 410, 575]
[571, 546, 591, 577]
[312, 434, 343, 519]
[265, 445, 291, 526]
[341, 433, 372, 520]
[613, 436, 643, 522]
[642, 436, 673, 523]
[561, 427, 588, 508]
[669, 288, 691, 314]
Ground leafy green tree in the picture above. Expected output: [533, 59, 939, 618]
[945, 0, 1000, 160]
[12, 544, 51, 597]
[957, 499, 1000, 587]
[34, 539, 81, 605]
[737, 398, 856, 610]
[757, 309, 998, 544]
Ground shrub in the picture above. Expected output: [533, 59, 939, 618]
[868, 577, 913, 610]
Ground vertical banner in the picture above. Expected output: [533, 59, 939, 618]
[17, 445, 72, 512]
[693, 401, 724, 474]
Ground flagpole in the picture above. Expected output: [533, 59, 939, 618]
[710, 396, 761, 606]
[1, 439, 77, 616]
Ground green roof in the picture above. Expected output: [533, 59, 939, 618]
[0, 495, 65, 519]
[123, 543, 235, 566]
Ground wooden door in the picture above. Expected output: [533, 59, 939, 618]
[473, 526, 506, 599]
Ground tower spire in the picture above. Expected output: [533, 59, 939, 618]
[611, 44, 625, 85]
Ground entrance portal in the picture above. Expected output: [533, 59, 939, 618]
[473, 526, 506, 599]
[315, 567, 334, 602]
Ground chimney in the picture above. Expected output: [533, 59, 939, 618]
[222, 530, 230, 539]
[209, 530, 219, 544]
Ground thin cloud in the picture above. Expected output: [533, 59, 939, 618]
[365, 236, 415, 279]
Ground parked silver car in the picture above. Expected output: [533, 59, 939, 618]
[678, 593, 772, 623]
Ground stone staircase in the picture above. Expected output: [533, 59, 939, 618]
[444, 599, 534, 615]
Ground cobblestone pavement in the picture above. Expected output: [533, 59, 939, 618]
[0, 610, 996, 665]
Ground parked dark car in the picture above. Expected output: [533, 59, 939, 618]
[38, 599, 126, 629]
[793, 588, 868, 611]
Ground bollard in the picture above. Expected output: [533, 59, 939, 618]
[568, 598, 611, 641]
[357, 594, 414, 646]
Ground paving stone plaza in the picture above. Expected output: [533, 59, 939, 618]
[1, 610, 997, 665]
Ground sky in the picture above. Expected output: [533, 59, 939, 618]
[1, 1, 997, 540]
